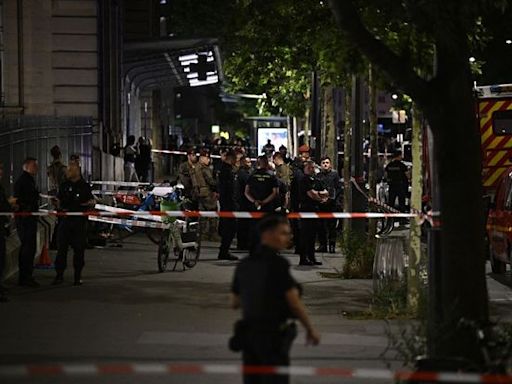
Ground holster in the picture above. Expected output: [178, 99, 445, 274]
[228, 320, 297, 354]
[228, 319, 248, 352]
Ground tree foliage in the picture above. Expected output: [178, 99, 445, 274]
[170, 0, 362, 116]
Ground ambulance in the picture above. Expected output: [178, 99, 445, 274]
[479, 84, 512, 273]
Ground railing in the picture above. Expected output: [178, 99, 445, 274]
[0, 116, 94, 194]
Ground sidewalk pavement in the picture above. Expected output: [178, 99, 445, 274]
[0, 234, 511, 384]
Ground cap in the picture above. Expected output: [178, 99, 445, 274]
[298, 144, 310, 153]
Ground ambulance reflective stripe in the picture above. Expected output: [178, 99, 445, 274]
[484, 167, 508, 188]
[480, 100, 512, 147]
[479, 99, 512, 188]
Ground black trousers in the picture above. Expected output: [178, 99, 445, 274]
[300, 218, 317, 262]
[237, 218, 250, 250]
[317, 200, 337, 247]
[55, 218, 87, 276]
[219, 217, 236, 257]
[290, 218, 301, 254]
[242, 327, 295, 384]
[388, 187, 407, 212]
[15, 217, 38, 282]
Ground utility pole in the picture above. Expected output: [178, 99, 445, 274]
[351, 75, 366, 235]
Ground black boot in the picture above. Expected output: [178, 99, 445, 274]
[298, 256, 314, 266]
[329, 242, 336, 254]
[218, 252, 238, 261]
[308, 256, 323, 266]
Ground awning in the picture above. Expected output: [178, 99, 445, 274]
[123, 38, 224, 90]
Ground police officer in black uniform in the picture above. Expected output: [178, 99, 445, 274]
[236, 155, 253, 250]
[385, 150, 409, 212]
[0, 161, 12, 302]
[316, 156, 342, 253]
[230, 214, 320, 384]
[245, 156, 279, 213]
[289, 156, 305, 254]
[13, 157, 40, 287]
[53, 163, 95, 286]
[217, 150, 239, 261]
[299, 161, 328, 266]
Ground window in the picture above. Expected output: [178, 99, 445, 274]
[493, 109, 512, 135]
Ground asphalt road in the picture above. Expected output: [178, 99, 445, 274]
[1, 234, 511, 384]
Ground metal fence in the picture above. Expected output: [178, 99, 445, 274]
[0, 116, 94, 194]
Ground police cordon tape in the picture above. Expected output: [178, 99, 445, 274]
[152, 148, 258, 161]
[0, 209, 417, 219]
[0, 362, 510, 382]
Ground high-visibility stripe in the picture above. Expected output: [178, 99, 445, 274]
[480, 100, 512, 148]
[487, 150, 508, 166]
[480, 100, 512, 189]
[484, 167, 507, 187]
[480, 100, 505, 125]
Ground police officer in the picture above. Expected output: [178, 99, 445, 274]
[47, 145, 67, 195]
[299, 161, 328, 266]
[278, 145, 291, 164]
[273, 153, 290, 211]
[178, 148, 197, 202]
[289, 155, 305, 254]
[316, 156, 342, 253]
[190, 149, 217, 211]
[123, 135, 139, 182]
[262, 139, 275, 158]
[236, 155, 253, 250]
[47, 145, 67, 250]
[218, 150, 238, 261]
[245, 156, 279, 213]
[190, 149, 217, 239]
[53, 163, 95, 286]
[385, 150, 409, 212]
[230, 214, 320, 384]
[13, 157, 40, 287]
[0, 161, 13, 302]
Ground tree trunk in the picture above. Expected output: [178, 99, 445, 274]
[343, 87, 352, 238]
[424, 74, 489, 360]
[326, 1, 489, 361]
[408, 105, 423, 312]
[367, 65, 378, 241]
[322, 85, 337, 166]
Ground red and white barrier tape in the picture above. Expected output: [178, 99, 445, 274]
[90, 180, 153, 187]
[152, 148, 258, 161]
[0, 210, 417, 219]
[88, 216, 168, 229]
[0, 362, 509, 382]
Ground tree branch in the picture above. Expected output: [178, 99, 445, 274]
[328, 0, 430, 104]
